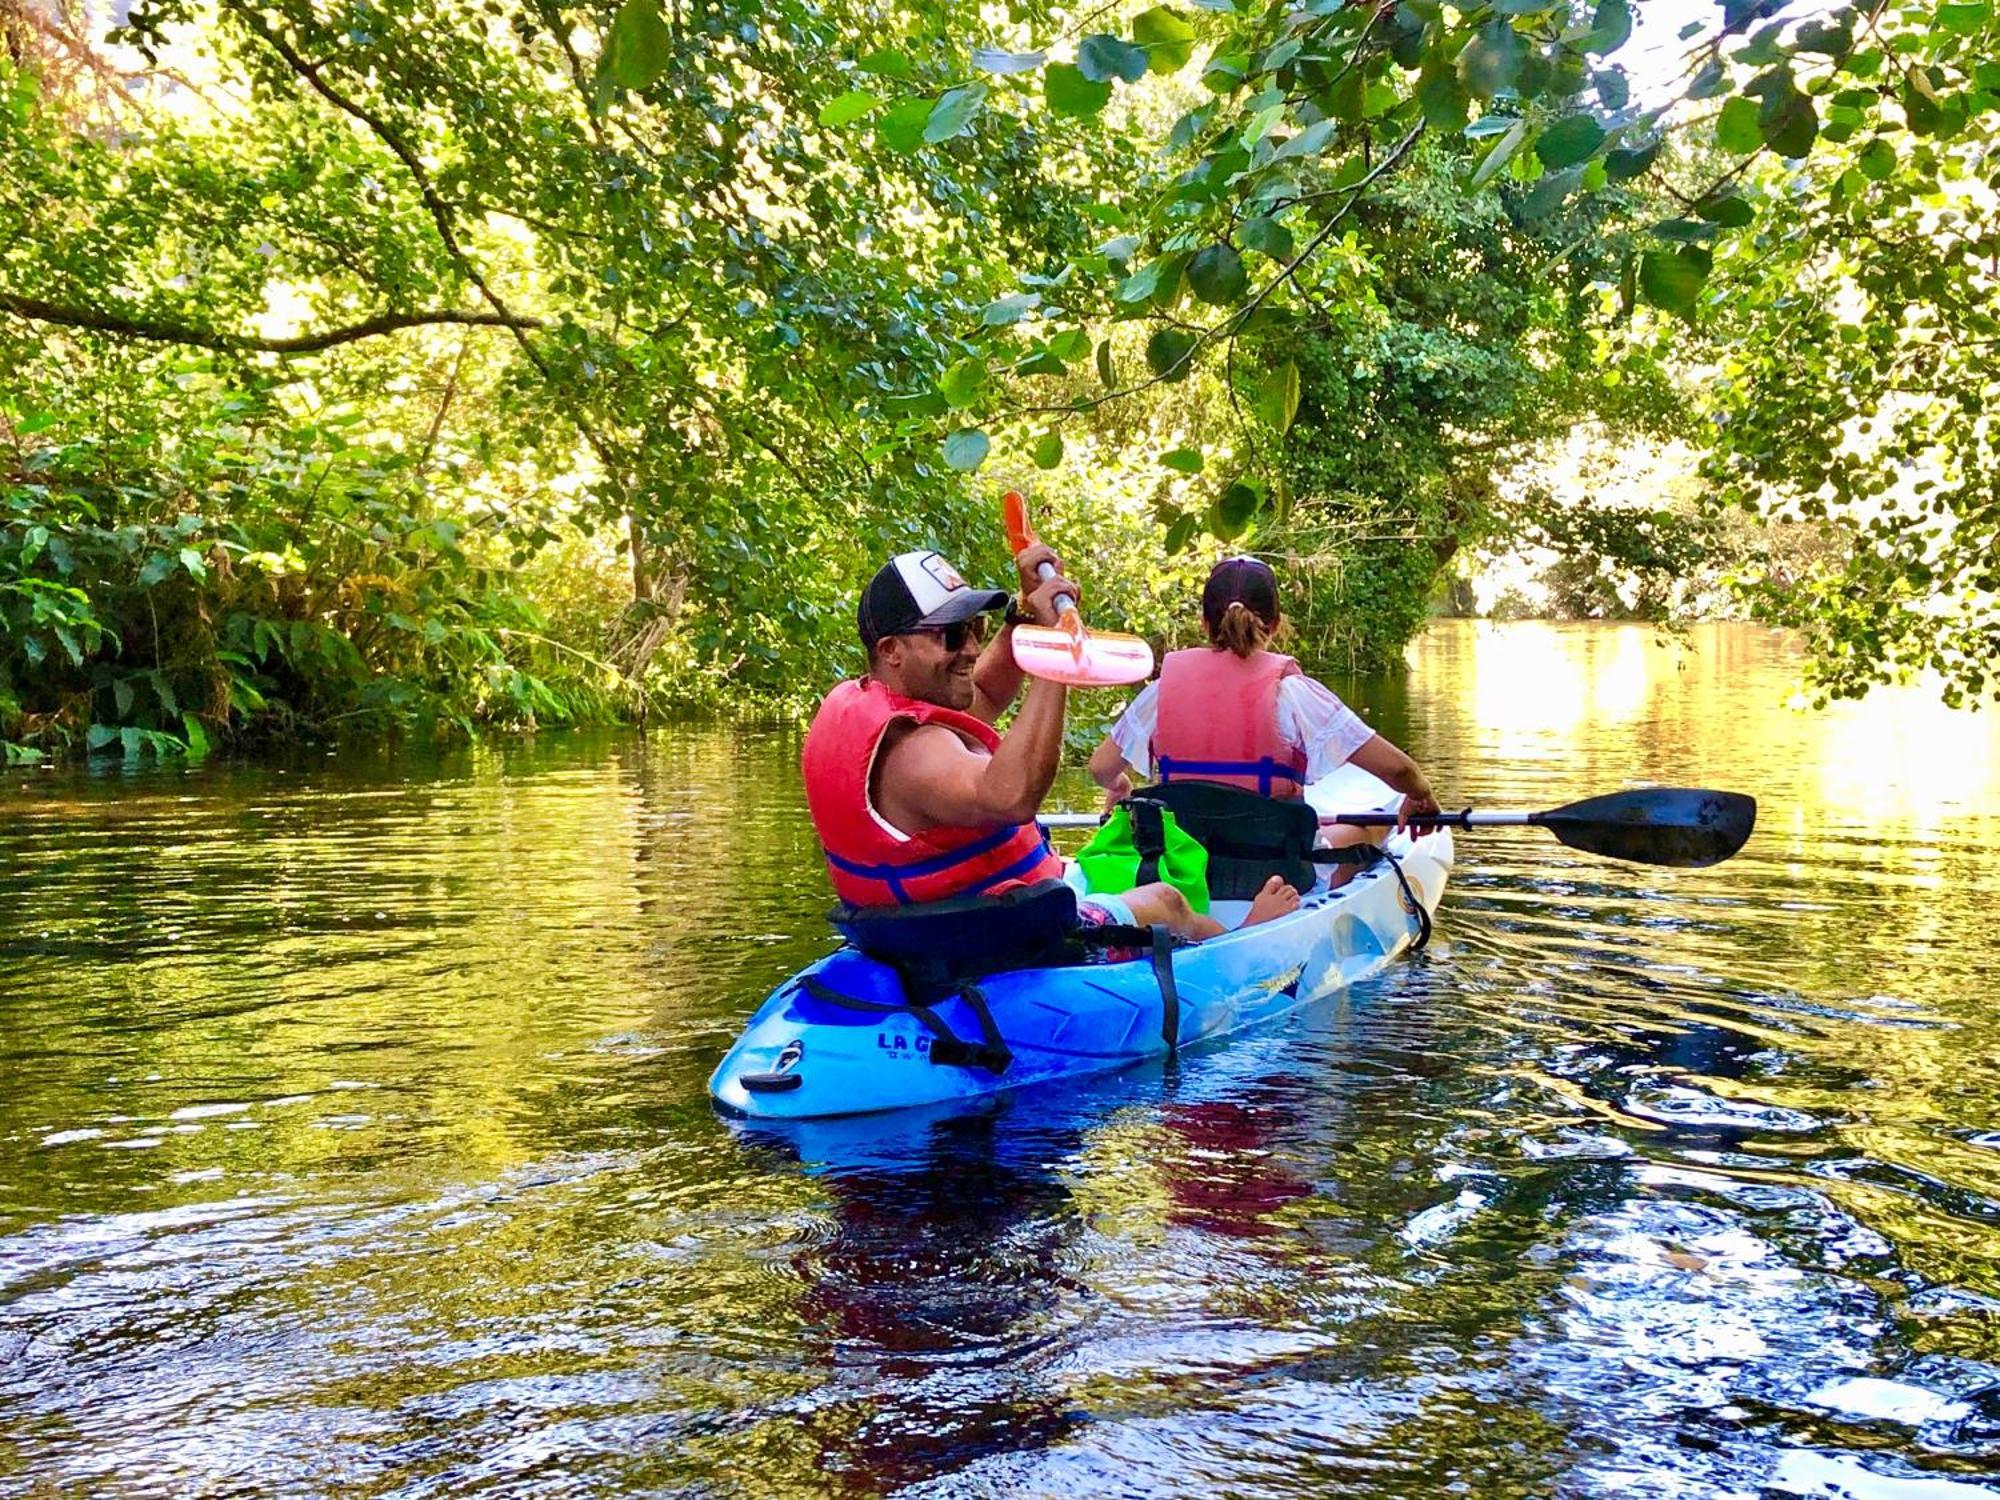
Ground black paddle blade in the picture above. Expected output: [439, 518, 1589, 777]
[1536, 788, 1757, 868]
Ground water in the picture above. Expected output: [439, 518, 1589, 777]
[4, 621, 2000, 1497]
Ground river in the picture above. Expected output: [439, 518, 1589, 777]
[3, 621, 1999, 1497]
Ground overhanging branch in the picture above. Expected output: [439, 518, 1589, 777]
[0, 293, 540, 352]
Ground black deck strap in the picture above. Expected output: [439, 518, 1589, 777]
[1378, 846, 1433, 952]
[1150, 924, 1180, 1051]
[799, 974, 1012, 1075]
[1129, 797, 1167, 888]
[1073, 922, 1154, 950]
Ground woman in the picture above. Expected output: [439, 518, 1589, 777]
[1088, 556, 1441, 871]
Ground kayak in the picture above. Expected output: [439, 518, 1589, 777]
[709, 765, 1452, 1120]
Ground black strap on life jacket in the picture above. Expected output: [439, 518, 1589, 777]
[1129, 796, 1168, 888]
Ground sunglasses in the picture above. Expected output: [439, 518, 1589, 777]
[910, 617, 987, 652]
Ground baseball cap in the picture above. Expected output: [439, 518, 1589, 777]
[858, 550, 1010, 648]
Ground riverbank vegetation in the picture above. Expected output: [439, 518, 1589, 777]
[3, 0, 1995, 762]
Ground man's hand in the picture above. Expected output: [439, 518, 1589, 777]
[1022, 572, 1080, 626]
[1012, 542, 1061, 597]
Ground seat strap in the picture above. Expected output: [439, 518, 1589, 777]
[1151, 924, 1180, 1052]
[799, 973, 1013, 1074]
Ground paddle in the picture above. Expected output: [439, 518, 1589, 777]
[1039, 787, 1757, 868]
[1002, 491, 1154, 687]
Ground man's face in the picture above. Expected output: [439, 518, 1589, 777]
[877, 620, 984, 710]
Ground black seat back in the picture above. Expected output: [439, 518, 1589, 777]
[1135, 782, 1318, 899]
[829, 878, 1080, 986]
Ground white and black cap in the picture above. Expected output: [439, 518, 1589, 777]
[858, 550, 1010, 648]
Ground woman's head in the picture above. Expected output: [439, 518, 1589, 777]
[1201, 555, 1282, 658]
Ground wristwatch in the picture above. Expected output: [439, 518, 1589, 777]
[1002, 598, 1039, 629]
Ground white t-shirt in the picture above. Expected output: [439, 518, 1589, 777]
[1108, 671, 1377, 781]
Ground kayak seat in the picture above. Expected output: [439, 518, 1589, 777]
[1133, 781, 1380, 901]
[816, 880, 1182, 1075]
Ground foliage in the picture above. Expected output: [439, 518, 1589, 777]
[1678, 3, 2000, 703]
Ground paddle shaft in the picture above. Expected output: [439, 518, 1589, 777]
[1033, 809, 1498, 830]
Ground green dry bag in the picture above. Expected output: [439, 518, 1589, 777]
[1073, 798, 1210, 914]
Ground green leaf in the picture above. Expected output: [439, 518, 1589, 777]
[605, 0, 671, 91]
[1468, 117, 1532, 190]
[1603, 138, 1659, 181]
[1048, 327, 1091, 361]
[1936, 2, 1988, 34]
[1210, 480, 1263, 540]
[1145, 328, 1200, 382]
[1758, 79, 1818, 158]
[1160, 447, 1205, 473]
[1187, 243, 1247, 304]
[137, 551, 174, 588]
[817, 90, 883, 128]
[1595, 68, 1629, 111]
[1586, 0, 1631, 55]
[1856, 136, 1896, 181]
[942, 428, 990, 471]
[1252, 361, 1301, 432]
[1046, 63, 1112, 118]
[1096, 339, 1117, 388]
[1132, 6, 1197, 75]
[1164, 513, 1201, 553]
[1033, 432, 1065, 470]
[939, 357, 988, 408]
[182, 713, 209, 759]
[1272, 119, 1336, 162]
[1535, 114, 1605, 169]
[113, 676, 133, 717]
[1240, 216, 1294, 260]
[1715, 96, 1762, 155]
[1638, 248, 1707, 316]
[1458, 21, 1526, 102]
[1695, 191, 1755, 227]
[1901, 82, 1941, 137]
[856, 48, 913, 78]
[1078, 33, 1150, 84]
[178, 547, 205, 578]
[876, 97, 934, 153]
[925, 84, 986, 144]
[1418, 68, 1470, 133]
[980, 292, 1040, 326]
[973, 47, 1046, 74]
[86, 723, 118, 751]
[120, 726, 143, 761]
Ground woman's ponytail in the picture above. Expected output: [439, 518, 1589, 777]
[1212, 600, 1271, 658]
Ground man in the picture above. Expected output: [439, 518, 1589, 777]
[801, 542, 1297, 938]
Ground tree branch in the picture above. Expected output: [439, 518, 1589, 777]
[0, 293, 539, 353]
[1004, 122, 1427, 421]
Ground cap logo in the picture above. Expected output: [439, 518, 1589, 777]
[920, 555, 967, 593]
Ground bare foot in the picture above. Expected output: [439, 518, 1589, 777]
[1242, 875, 1300, 927]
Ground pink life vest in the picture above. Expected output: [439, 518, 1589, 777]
[801, 678, 1064, 906]
[1150, 647, 1309, 799]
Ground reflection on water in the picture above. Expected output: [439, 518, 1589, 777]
[4, 622, 2000, 1496]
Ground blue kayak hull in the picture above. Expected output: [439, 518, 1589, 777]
[709, 826, 1453, 1120]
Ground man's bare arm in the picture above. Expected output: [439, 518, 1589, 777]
[877, 678, 1069, 831]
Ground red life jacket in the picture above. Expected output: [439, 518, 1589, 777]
[801, 678, 1064, 906]
[1151, 647, 1309, 798]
